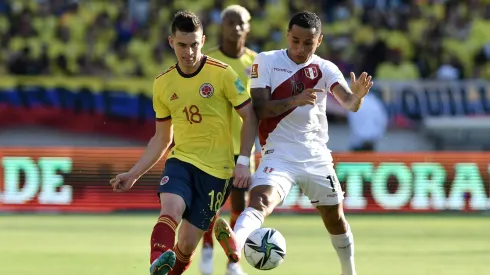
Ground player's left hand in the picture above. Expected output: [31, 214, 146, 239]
[350, 72, 374, 99]
[233, 164, 251, 188]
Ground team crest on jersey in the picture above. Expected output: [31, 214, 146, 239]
[304, 67, 319, 80]
[199, 83, 214, 98]
[160, 176, 169, 185]
[251, 64, 258, 78]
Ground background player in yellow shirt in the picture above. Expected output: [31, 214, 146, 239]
[199, 5, 256, 275]
[109, 11, 257, 275]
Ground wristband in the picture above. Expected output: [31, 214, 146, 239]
[236, 155, 250, 166]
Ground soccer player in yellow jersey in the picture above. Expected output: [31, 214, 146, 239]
[199, 5, 256, 275]
[109, 11, 257, 275]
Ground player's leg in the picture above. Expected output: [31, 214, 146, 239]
[317, 203, 356, 275]
[215, 159, 293, 261]
[198, 214, 217, 275]
[150, 159, 193, 275]
[301, 163, 356, 275]
[225, 186, 248, 275]
[173, 167, 232, 275]
[169, 220, 205, 275]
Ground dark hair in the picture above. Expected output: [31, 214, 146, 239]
[288, 11, 321, 35]
[171, 11, 203, 35]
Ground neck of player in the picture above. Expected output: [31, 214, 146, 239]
[180, 55, 204, 75]
[221, 39, 245, 58]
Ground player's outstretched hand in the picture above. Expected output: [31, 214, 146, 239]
[350, 72, 374, 99]
[233, 164, 251, 188]
[294, 88, 324, 106]
[110, 172, 138, 192]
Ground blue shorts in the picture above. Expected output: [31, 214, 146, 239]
[231, 155, 249, 192]
[158, 158, 232, 230]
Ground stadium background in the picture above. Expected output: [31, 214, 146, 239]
[0, 0, 489, 275]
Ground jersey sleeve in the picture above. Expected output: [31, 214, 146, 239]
[152, 79, 171, 121]
[323, 61, 348, 94]
[223, 66, 251, 109]
[249, 53, 271, 89]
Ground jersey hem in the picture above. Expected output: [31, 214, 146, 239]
[168, 155, 233, 179]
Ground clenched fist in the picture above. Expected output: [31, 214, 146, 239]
[110, 172, 138, 192]
[293, 88, 324, 106]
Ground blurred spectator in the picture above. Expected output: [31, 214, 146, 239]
[347, 92, 388, 152]
[375, 48, 420, 80]
[0, 0, 489, 80]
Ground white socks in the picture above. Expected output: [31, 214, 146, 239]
[330, 225, 357, 275]
[233, 207, 265, 255]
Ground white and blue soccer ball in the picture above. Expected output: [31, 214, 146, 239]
[243, 228, 287, 270]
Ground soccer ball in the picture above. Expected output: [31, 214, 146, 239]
[243, 228, 286, 270]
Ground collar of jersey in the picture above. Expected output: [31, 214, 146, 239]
[176, 55, 207, 78]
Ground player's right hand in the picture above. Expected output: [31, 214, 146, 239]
[293, 88, 324, 106]
[110, 172, 138, 192]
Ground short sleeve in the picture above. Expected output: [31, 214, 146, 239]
[250, 53, 271, 89]
[223, 66, 251, 109]
[324, 61, 348, 94]
[152, 79, 171, 121]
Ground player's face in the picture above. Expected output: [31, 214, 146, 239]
[221, 13, 250, 43]
[286, 25, 323, 64]
[169, 30, 206, 68]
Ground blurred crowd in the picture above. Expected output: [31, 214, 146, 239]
[1, 0, 490, 80]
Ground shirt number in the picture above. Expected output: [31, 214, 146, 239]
[183, 105, 202, 124]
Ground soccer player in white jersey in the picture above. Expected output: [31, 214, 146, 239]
[214, 11, 373, 275]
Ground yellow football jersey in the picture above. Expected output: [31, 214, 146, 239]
[206, 47, 257, 155]
[153, 56, 251, 179]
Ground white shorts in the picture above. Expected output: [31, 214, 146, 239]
[251, 157, 344, 207]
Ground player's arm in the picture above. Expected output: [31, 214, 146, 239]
[251, 87, 299, 119]
[330, 68, 373, 112]
[235, 101, 257, 158]
[128, 80, 174, 179]
[331, 82, 363, 112]
[223, 66, 258, 160]
[249, 53, 299, 119]
[128, 120, 173, 178]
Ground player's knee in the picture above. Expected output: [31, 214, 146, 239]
[159, 193, 186, 222]
[249, 186, 280, 217]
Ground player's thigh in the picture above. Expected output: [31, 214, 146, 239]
[185, 170, 232, 231]
[299, 162, 344, 207]
[158, 158, 193, 218]
[250, 158, 296, 210]
[177, 219, 205, 254]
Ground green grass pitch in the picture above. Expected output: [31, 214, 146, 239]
[1, 213, 488, 275]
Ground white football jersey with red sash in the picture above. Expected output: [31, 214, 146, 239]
[250, 49, 347, 164]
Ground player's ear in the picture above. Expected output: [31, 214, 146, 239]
[244, 22, 250, 33]
[168, 36, 174, 49]
[201, 34, 206, 45]
[317, 34, 323, 47]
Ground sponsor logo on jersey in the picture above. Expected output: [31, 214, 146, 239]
[160, 176, 169, 185]
[274, 68, 292, 73]
[170, 93, 179, 101]
[251, 64, 258, 78]
[199, 83, 214, 98]
[234, 78, 245, 94]
[304, 67, 318, 80]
